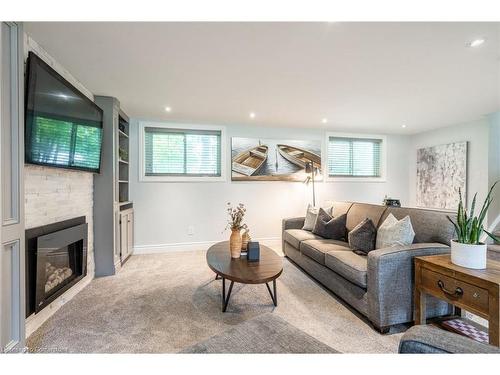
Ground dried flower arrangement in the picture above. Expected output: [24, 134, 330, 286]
[225, 202, 248, 231]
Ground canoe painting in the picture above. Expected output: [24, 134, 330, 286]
[277, 144, 321, 170]
[232, 145, 269, 177]
[231, 137, 322, 181]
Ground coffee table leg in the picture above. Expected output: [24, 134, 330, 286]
[222, 280, 234, 312]
[274, 279, 277, 306]
[265, 279, 278, 306]
[222, 277, 226, 310]
[215, 274, 221, 280]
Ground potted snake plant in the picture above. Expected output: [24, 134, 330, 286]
[447, 181, 499, 269]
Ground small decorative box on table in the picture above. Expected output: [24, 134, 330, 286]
[414, 254, 500, 346]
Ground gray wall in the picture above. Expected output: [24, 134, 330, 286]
[130, 115, 497, 251]
[488, 112, 500, 229]
[408, 118, 491, 216]
[129, 118, 410, 249]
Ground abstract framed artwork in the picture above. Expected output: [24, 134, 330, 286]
[416, 141, 467, 210]
[231, 137, 322, 181]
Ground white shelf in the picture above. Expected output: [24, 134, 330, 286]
[118, 129, 129, 138]
[119, 159, 129, 164]
[118, 180, 129, 184]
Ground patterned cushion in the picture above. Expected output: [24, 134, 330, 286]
[376, 213, 415, 249]
[312, 209, 347, 240]
[302, 204, 333, 231]
[348, 218, 376, 255]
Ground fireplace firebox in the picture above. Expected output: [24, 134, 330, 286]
[26, 217, 88, 316]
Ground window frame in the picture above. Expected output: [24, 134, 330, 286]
[139, 121, 226, 182]
[325, 132, 387, 182]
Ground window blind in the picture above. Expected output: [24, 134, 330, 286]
[144, 127, 222, 177]
[30, 116, 102, 170]
[328, 137, 382, 177]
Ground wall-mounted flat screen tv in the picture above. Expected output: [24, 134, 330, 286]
[25, 51, 103, 173]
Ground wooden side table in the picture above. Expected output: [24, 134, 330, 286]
[414, 254, 500, 346]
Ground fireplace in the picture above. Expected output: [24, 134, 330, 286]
[26, 217, 88, 316]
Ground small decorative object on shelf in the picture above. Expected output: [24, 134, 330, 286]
[241, 229, 251, 251]
[383, 195, 401, 207]
[225, 202, 247, 258]
[119, 148, 128, 162]
[447, 181, 499, 269]
[247, 241, 260, 262]
[119, 122, 126, 133]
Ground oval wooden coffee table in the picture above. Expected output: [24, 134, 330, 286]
[206, 241, 283, 312]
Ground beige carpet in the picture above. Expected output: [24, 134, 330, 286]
[27, 250, 404, 353]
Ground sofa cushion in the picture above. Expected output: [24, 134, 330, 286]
[331, 201, 353, 216]
[380, 207, 454, 245]
[376, 213, 415, 249]
[325, 251, 368, 288]
[283, 229, 323, 249]
[312, 209, 347, 240]
[348, 218, 377, 255]
[302, 204, 333, 231]
[346, 203, 387, 232]
[299, 239, 350, 265]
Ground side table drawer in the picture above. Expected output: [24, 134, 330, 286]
[421, 268, 489, 315]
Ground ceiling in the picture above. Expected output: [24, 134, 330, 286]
[24, 22, 500, 134]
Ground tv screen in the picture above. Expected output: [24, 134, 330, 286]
[25, 52, 103, 173]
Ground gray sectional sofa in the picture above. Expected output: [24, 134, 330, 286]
[282, 201, 455, 332]
[399, 325, 500, 353]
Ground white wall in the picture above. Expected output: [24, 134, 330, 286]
[408, 118, 490, 214]
[129, 119, 410, 250]
[488, 112, 500, 230]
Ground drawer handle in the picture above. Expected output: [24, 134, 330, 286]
[437, 280, 463, 297]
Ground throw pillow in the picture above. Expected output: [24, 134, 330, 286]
[312, 209, 347, 240]
[348, 218, 377, 255]
[376, 213, 415, 249]
[302, 204, 333, 231]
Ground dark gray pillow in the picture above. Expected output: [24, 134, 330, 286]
[348, 218, 376, 255]
[312, 209, 347, 240]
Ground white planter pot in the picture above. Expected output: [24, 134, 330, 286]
[450, 240, 487, 269]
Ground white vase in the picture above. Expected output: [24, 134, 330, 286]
[450, 240, 487, 269]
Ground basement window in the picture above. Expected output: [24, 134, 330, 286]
[326, 133, 386, 181]
[140, 123, 226, 182]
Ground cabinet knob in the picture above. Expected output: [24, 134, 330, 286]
[473, 292, 480, 298]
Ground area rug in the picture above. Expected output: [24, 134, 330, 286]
[27, 250, 403, 353]
[181, 313, 336, 353]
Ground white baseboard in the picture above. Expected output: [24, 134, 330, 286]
[25, 273, 94, 338]
[134, 237, 282, 255]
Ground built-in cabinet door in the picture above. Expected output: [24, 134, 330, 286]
[119, 212, 127, 261]
[114, 210, 121, 265]
[127, 211, 133, 257]
[119, 209, 133, 263]
[0, 22, 25, 352]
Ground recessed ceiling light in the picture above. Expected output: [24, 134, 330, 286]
[402, 124, 407, 128]
[467, 38, 486, 48]
[321, 118, 328, 124]
[249, 112, 256, 119]
[165, 106, 172, 112]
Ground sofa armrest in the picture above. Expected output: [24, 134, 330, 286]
[367, 243, 451, 328]
[399, 325, 500, 353]
[282, 217, 305, 231]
